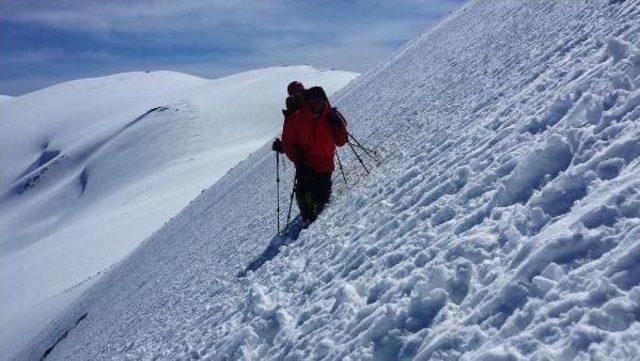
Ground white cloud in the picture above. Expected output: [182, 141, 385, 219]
[0, 0, 467, 95]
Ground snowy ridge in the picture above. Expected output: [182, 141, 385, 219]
[19, 0, 640, 360]
[0, 66, 356, 359]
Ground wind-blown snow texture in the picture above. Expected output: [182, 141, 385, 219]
[20, 1, 640, 360]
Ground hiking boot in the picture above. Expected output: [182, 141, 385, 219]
[301, 218, 313, 229]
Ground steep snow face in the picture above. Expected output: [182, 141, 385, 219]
[0, 66, 356, 358]
[19, 0, 640, 360]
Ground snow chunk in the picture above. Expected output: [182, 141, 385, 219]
[607, 37, 632, 62]
[496, 135, 573, 207]
[596, 157, 625, 180]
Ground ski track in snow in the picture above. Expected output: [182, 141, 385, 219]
[19, 1, 640, 360]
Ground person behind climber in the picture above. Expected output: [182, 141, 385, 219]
[272, 80, 305, 156]
[283, 80, 305, 118]
[272, 85, 348, 226]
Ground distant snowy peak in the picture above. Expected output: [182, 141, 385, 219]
[0, 65, 355, 191]
[22, 71, 205, 98]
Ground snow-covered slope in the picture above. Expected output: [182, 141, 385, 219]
[19, 0, 640, 360]
[0, 66, 356, 359]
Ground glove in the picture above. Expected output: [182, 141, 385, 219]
[272, 138, 283, 153]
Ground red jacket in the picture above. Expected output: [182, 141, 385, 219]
[282, 102, 348, 174]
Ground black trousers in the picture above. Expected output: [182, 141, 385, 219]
[295, 166, 332, 222]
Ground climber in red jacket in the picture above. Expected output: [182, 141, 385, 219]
[273, 85, 348, 225]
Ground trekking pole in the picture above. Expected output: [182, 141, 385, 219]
[276, 153, 281, 234]
[335, 149, 347, 184]
[347, 131, 373, 154]
[347, 131, 378, 161]
[348, 142, 370, 175]
[349, 140, 377, 161]
[286, 178, 296, 228]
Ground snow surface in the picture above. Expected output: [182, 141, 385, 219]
[0, 95, 13, 103]
[16, 0, 640, 360]
[0, 66, 356, 359]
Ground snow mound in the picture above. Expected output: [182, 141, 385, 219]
[0, 66, 356, 359]
[19, 0, 640, 360]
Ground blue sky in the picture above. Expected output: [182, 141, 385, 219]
[0, 0, 466, 96]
